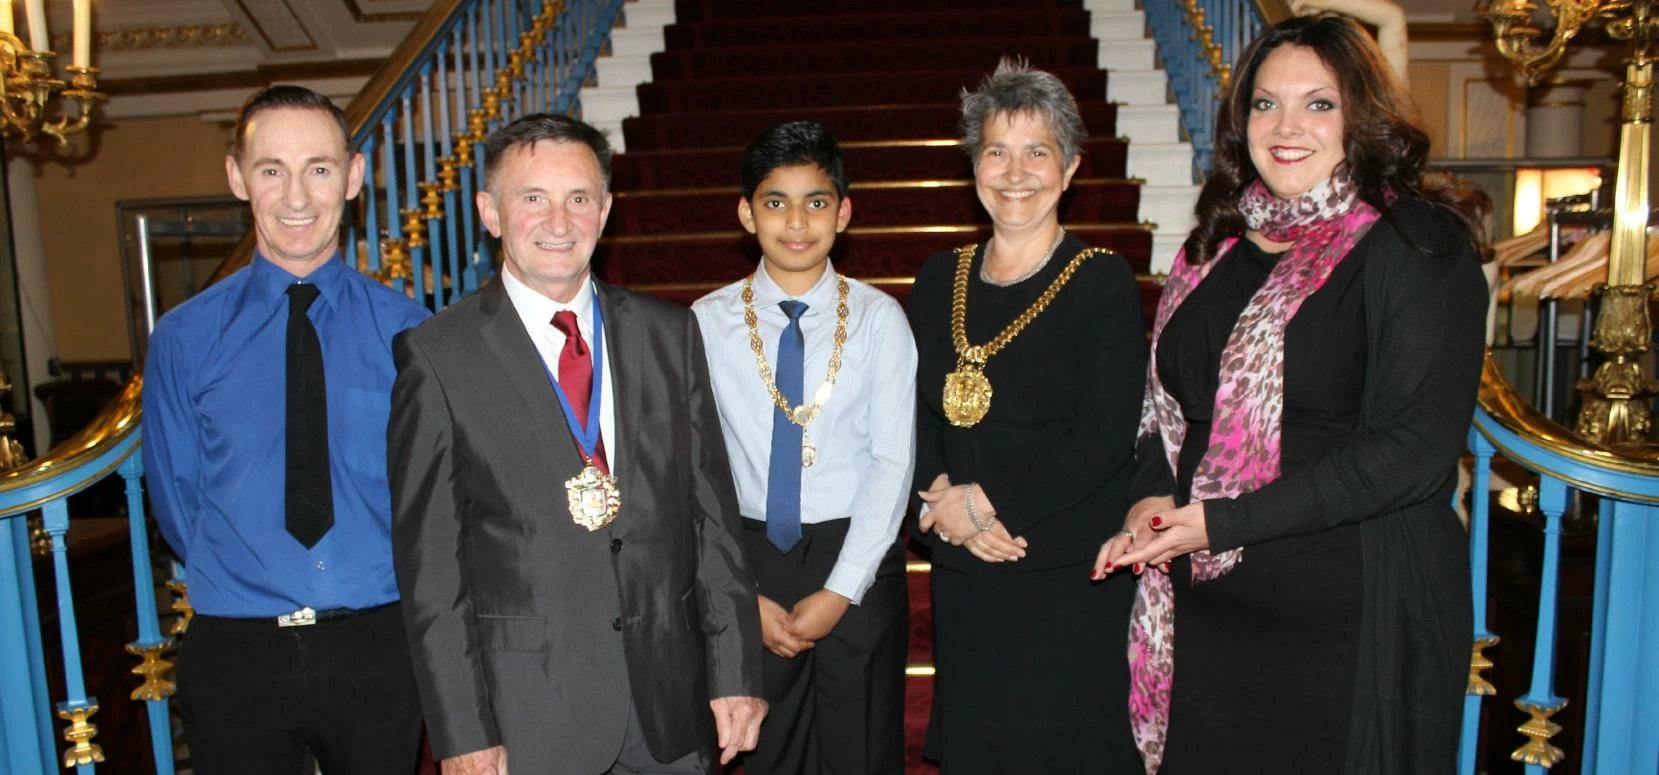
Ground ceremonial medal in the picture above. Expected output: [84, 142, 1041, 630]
[743, 273, 851, 467]
[541, 292, 621, 530]
[566, 462, 622, 531]
[942, 360, 994, 427]
[944, 238, 1103, 427]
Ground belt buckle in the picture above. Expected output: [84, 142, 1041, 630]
[277, 606, 317, 627]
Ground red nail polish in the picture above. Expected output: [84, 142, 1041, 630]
[1133, 563, 1145, 575]
[1160, 562, 1171, 573]
[1150, 516, 1163, 528]
[1105, 563, 1116, 573]
[1090, 569, 1104, 580]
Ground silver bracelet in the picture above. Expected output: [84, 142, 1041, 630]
[965, 486, 993, 533]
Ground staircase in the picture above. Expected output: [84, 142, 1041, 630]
[583, 0, 1198, 293]
[578, 0, 1195, 769]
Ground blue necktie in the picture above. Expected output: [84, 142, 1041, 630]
[766, 299, 808, 552]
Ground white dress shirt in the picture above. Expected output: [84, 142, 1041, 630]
[692, 261, 917, 604]
[500, 268, 619, 468]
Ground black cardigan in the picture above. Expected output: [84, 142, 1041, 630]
[1141, 199, 1487, 773]
[907, 234, 1148, 571]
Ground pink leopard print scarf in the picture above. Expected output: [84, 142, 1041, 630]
[1127, 172, 1381, 773]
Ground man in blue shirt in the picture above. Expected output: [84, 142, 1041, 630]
[142, 85, 430, 774]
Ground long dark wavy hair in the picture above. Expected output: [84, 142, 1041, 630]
[1183, 15, 1489, 264]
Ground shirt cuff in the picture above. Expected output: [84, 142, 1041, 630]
[823, 560, 874, 606]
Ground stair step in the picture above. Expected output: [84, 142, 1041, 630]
[647, 37, 1103, 80]
[1107, 69, 1168, 106]
[1089, 10, 1146, 41]
[622, 102, 1120, 150]
[1126, 141, 1194, 186]
[607, 179, 1142, 235]
[611, 138, 1130, 190]
[1097, 37, 1156, 70]
[621, 0, 677, 28]
[610, 26, 668, 58]
[1083, 0, 1141, 11]
[635, 67, 1106, 113]
[664, 8, 1093, 48]
[672, 0, 1082, 21]
[597, 224, 1153, 287]
[1138, 184, 1199, 236]
[1115, 104, 1183, 144]
[1152, 232, 1186, 274]
[594, 55, 654, 88]
[579, 86, 640, 127]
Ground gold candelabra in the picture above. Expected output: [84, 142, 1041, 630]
[1489, 0, 1659, 448]
[0, 30, 101, 147]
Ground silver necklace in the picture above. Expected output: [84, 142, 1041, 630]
[979, 228, 1067, 287]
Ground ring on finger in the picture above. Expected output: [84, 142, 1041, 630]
[1117, 528, 1136, 543]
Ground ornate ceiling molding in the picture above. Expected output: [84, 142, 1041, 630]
[62, 24, 251, 53]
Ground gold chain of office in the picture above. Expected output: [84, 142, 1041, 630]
[944, 242, 1106, 427]
[743, 273, 850, 466]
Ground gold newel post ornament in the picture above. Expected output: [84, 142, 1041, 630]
[1490, 0, 1659, 448]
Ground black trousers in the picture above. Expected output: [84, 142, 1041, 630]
[176, 602, 422, 775]
[740, 518, 908, 775]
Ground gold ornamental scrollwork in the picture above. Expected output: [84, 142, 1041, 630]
[1467, 634, 1500, 696]
[1574, 284, 1659, 445]
[166, 579, 194, 636]
[57, 704, 104, 767]
[1485, 0, 1612, 86]
[1511, 700, 1568, 767]
[126, 642, 177, 701]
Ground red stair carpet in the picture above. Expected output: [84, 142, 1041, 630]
[594, 1, 1155, 770]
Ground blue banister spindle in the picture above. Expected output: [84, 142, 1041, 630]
[119, 454, 175, 775]
[381, 115, 404, 295]
[1580, 497, 1616, 772]
[363, 134, 382, 276]
[43, 498, 100, 772]
[400, 87, 427, 303]
[1513, 476, 1570, 773]
[419, 63, 445, 310]
[1459, 430, 1500, 775]
[0, 516, 55, 774]
[441, 29, 464, 306]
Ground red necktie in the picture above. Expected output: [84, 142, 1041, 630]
[551, 310, 608, 473]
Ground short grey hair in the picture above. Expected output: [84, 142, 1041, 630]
[958, 57, 1087, 169]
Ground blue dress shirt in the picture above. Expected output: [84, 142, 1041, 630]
[692, 262, 917, 603]
[142, 253, 431, 617]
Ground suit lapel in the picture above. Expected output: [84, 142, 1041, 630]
[477, 278, 588, 476]
[596, 280, 644, 504]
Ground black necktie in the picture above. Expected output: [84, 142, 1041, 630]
[285, 284, 334, 548]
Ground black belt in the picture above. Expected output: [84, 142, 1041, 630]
[274, 602, 395, 627]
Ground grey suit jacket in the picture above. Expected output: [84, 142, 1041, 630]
[388, 277, 762, 772]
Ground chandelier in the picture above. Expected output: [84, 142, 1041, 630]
[0, 0, 102, 147]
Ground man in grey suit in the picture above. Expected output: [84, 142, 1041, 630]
[388, 113, 767, 775]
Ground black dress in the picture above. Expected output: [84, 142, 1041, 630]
[909, 234, 1145, 774]
[1132, 200, 1487, 774]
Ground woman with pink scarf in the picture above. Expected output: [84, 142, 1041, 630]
[1093, 16, 1489, 774]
